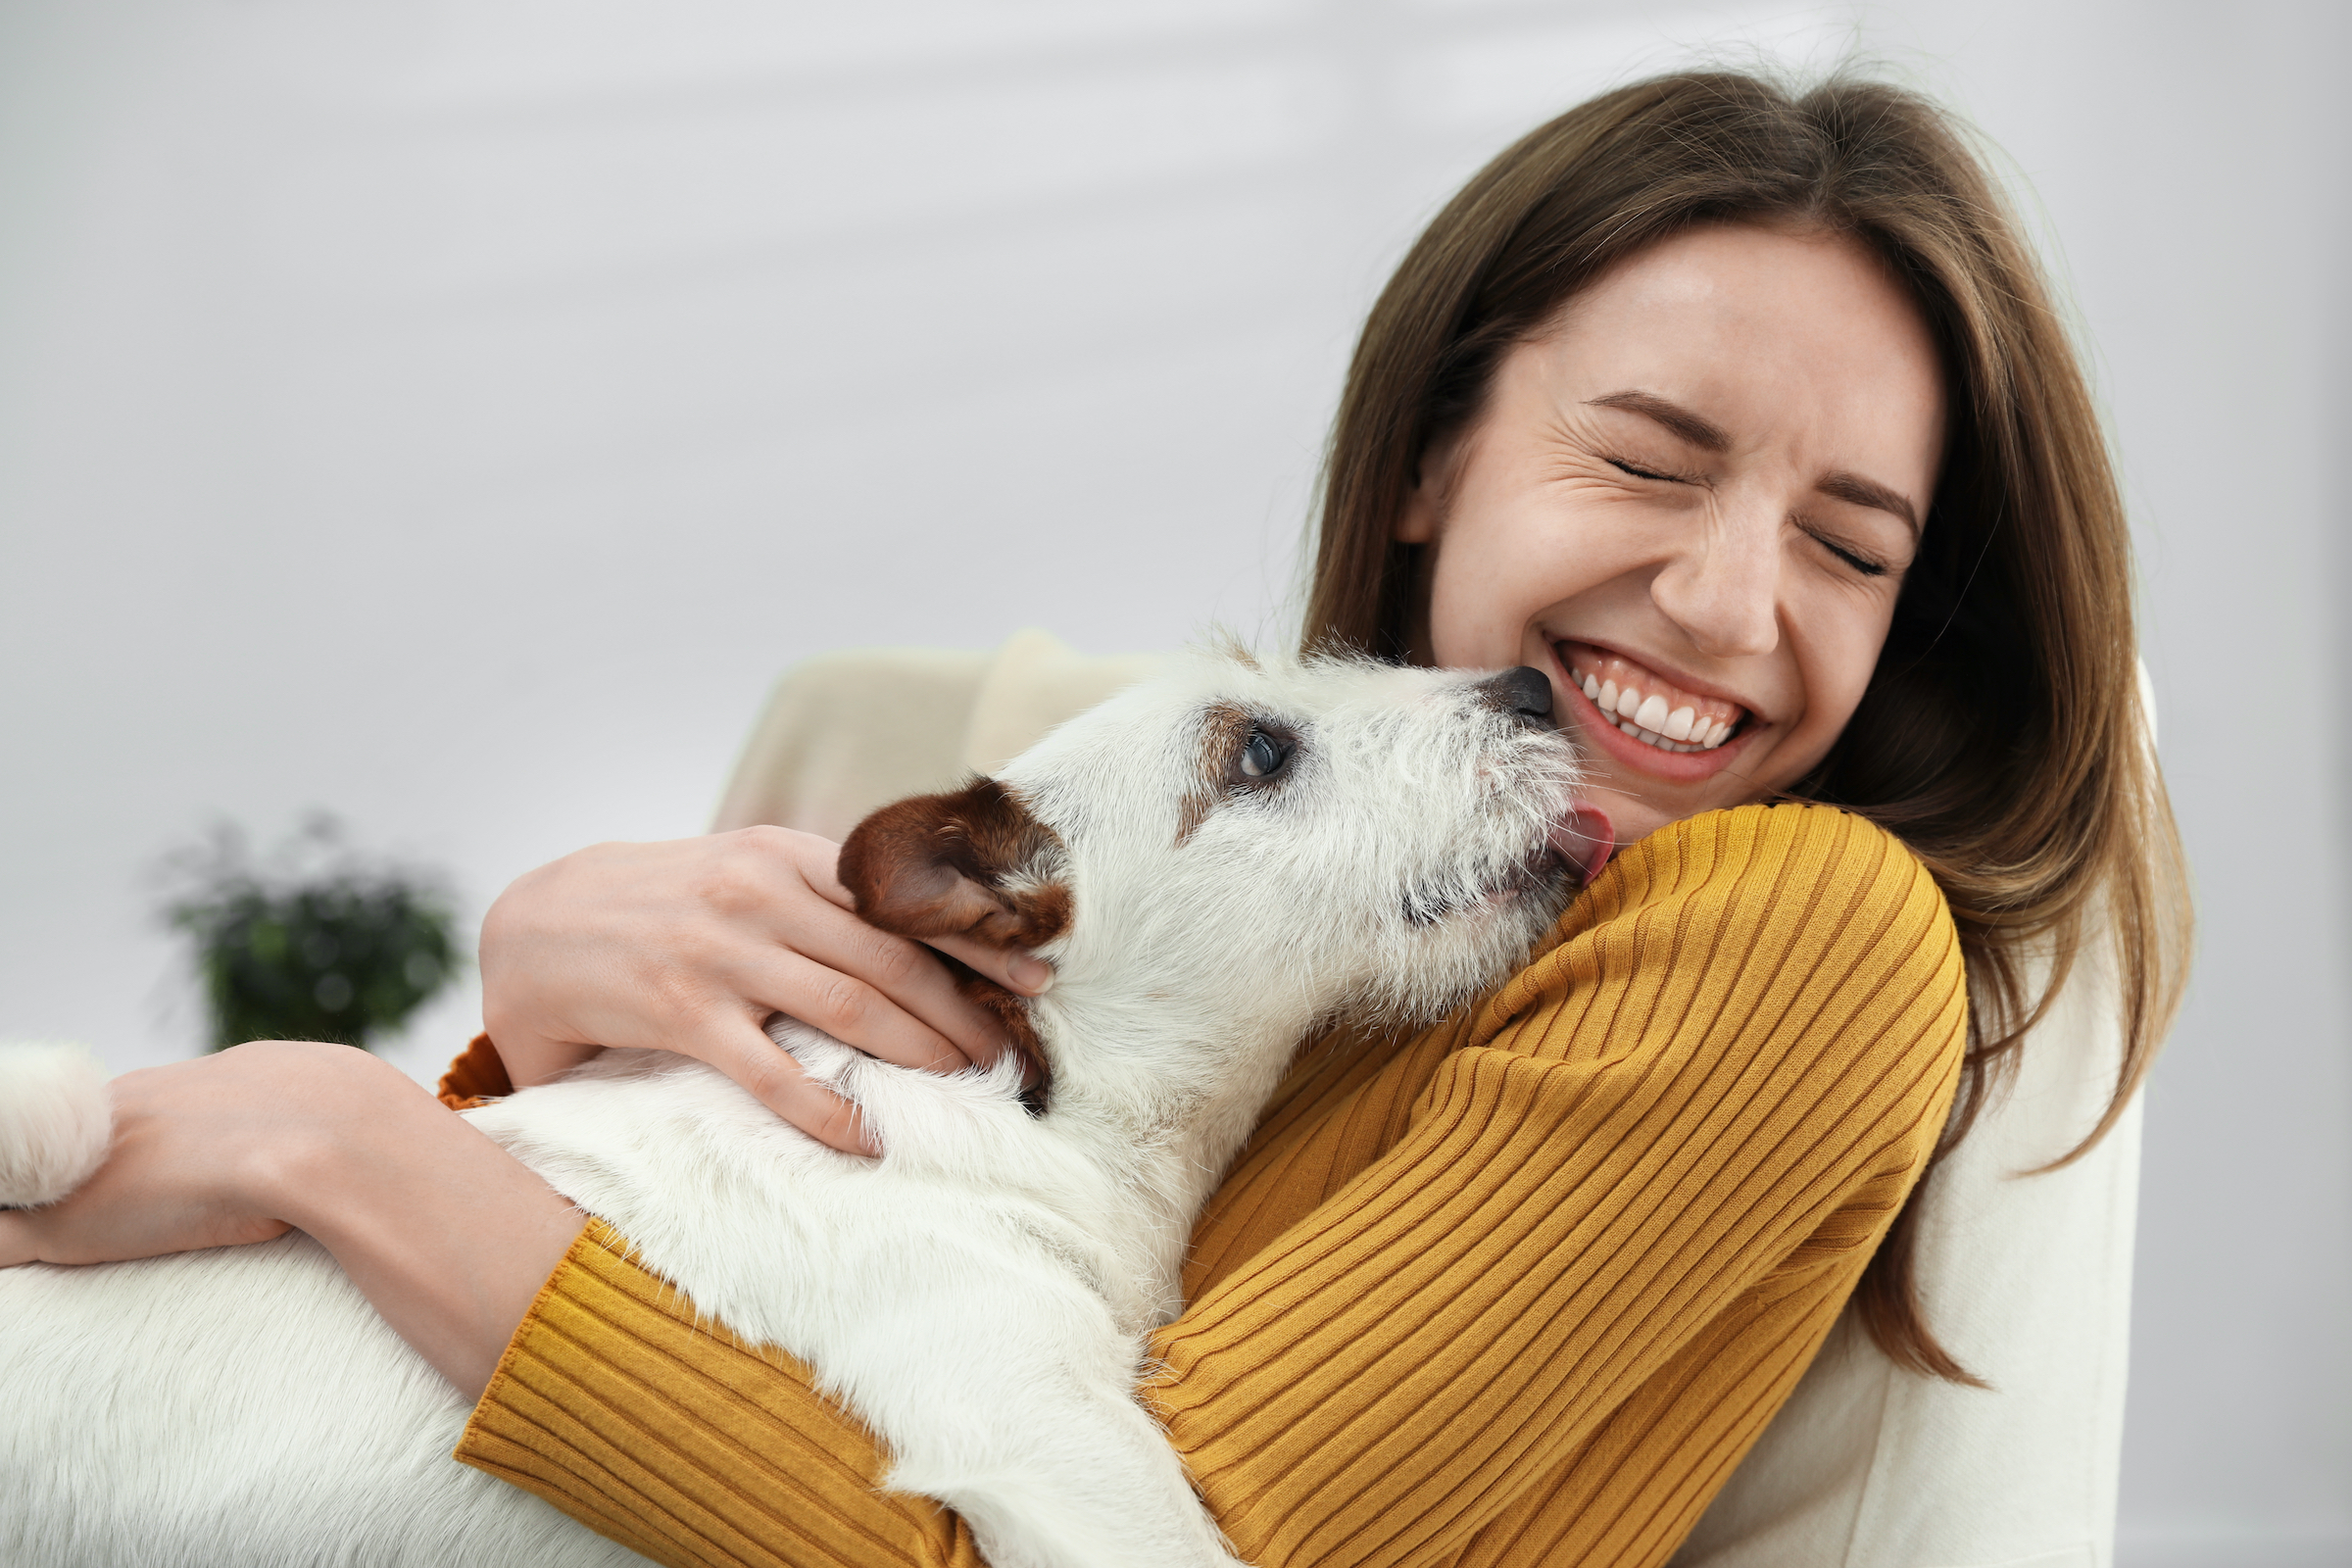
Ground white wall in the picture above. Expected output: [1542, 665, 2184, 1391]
[1, 3, 2343, 1562]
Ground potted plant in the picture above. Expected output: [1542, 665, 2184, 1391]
[160, 815, 461, 1053]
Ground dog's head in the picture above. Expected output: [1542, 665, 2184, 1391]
[837, 649, 1601, 1123]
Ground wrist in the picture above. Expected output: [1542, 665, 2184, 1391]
[231, 1043, 418, 1235]
[262, 1050, 585, 1398]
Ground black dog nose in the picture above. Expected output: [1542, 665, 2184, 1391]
[1482, 666, 1554, 725]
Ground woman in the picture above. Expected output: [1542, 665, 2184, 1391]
[2, 70, 2186, 1567]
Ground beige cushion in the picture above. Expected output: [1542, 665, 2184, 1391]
[712, 632, 2137, 1568]
[710, 629, 1162, 839]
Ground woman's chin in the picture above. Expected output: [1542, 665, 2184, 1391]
[1568, 724, 1770, 847]
[1586, 798, 1671, 850]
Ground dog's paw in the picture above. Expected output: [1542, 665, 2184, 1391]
[0, 1043, 114, 1207]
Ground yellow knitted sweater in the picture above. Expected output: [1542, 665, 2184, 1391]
[454, 804, 1967, 1568]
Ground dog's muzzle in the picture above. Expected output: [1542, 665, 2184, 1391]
[1479, 666, 1556, 728]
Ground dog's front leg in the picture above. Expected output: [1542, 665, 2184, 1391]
[872, 1348, 1246, 1568]
[916, 1405, 1244, 1568]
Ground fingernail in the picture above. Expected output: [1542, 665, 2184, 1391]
[843, 1110, 882, 1159]
[1008, 955, 1054, 995]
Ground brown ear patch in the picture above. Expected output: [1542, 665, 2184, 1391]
[840, 777, 1072, 949]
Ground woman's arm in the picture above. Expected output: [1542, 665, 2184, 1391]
[455, 805, 1973, 1568]
[6, 807, 1965, 1565]
[275, 1052, 587, 1398]
[5, 825, 1055, 1391]
[0, 1041, 582, 1398]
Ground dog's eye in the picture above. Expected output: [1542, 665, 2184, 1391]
[1238, 729, 1290, 780]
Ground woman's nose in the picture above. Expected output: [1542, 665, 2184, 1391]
[1648, 506, 1782, 660]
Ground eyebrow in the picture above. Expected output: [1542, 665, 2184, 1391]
[1817, 470, 1921, 535]
[1588, 389, 1923, 535]
[1587, 390, 1729, 452]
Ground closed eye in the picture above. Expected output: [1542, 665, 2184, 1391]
[1807, 529, 1892, 578]
[1606, 456, 1689, 484]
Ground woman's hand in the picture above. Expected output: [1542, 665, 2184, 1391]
[0, 1045, 308, 1268]
[478, 827, 1051, 1155]
[0, 1041, 585, 1400]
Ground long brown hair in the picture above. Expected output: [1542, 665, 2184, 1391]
[1302, 70, 2191, 1382]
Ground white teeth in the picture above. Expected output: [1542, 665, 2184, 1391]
[1606, 705, 1735, 754]
[1567, 655, 1743, 754]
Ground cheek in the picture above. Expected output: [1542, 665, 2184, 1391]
[1783, 599, 1898, 762]
[1422, 490, 1640, 666]
[1424, 549, 1532, 667]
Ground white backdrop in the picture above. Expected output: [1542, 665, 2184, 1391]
[1, 3, 2345, 1564]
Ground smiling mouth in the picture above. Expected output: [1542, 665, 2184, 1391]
[1555, 643, 1750, 755]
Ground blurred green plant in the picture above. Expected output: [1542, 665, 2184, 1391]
[159, 814, 461, 1053]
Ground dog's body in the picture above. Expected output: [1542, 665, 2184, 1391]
[1, 652, 1591, 1568]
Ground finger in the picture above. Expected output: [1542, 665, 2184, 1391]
[0, 1211, 37, 1268]
[742, 831, 1012, 1067]
[925, 932, 1054, 999]
[744, 948, 979, 1074]
[781, 830, 857, 911]
[702, 1020, 879, 1157]
[772, 907, 1016, 1068]
[784, 832, 1040, 996]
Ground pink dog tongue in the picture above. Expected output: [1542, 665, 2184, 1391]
[1548, 804, 1616, 887]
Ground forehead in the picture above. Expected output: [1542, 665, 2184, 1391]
[1527, 223, 1946, 484]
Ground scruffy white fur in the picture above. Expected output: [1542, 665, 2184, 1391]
[0, 1044, 113, 1208]
[0, 651, 1583, 1568]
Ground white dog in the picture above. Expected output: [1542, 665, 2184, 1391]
[0, 650, 1595, 1568]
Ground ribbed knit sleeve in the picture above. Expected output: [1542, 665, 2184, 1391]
[457, 804, 1966, 1568]
[1148, 804, 1965, 1566]
[462, 1222, 981, 1568]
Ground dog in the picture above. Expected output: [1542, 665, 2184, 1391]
[0, 649, 1599, 1568]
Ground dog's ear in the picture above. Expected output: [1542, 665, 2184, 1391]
[839, 777, 1071, 950]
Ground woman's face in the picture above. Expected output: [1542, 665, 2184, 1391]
[1402, 222, 1947, 848]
